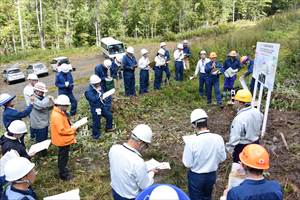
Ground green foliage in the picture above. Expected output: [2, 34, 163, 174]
[0, 0, 298, 55]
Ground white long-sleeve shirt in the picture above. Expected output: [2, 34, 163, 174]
[138, 56, 150, 70]
[109, 143, 154, 199]
[154, 55, 166, 67]
[182, 130, 226, 174]
[173, 49, 184, 61]
[194, 58, 211, 75]
[226, 106, 263, 153]
[23, 84, 34, 106]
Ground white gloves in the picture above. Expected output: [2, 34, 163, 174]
[65, 81, 70, 87]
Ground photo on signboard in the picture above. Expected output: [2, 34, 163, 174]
[258, 73, 266, 84]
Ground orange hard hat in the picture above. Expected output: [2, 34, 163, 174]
[209, 52, 217, 58]
[239, 144, 270, 170]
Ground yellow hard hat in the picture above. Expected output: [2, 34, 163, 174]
[234, 89, 252, 103]
[209, 52, 217, 59]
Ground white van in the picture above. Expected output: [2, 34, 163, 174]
[100, 37, 125, 59]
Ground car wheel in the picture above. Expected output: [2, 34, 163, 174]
[7, 80, 11, 85]
[45, 72, 49, 76]
[72, 68, 76, 71]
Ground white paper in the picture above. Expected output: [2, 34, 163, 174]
[71, 117, 88, 129]
[44, 189, 80, 200]
[28, 140, 51, 155]
[0, 150, 19, 176]
[239, 76, 249, 90]
[145, 158, 171, 171]
[227, 163, 246, 189]
[102, 88, 116, 100]
[224, 68, 238, 77]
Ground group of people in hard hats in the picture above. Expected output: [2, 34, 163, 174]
[0, 39, 283, 200]
[107, 89, 282, 200]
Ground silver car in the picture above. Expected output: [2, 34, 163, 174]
[26, 63, 49, 77]
[2, 66, 26, 84]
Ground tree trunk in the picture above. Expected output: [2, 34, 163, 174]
[12, 33, 17, 53]
[39, 0, 45, 49]
[95, 0, 101, 46]
[55, 10, 60, 49]
[35, 0, 45, 49]
[16, 0, 24, 50]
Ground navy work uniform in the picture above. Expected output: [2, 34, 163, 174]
[122, 54, 137, 96]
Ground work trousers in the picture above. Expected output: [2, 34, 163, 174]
[175, 61, 184, 81]
[32, 126, 48, 156]
[206, 77, 222, 105]
[188, 170, 217, 200]
[123, 72, 136, 96]
[233, 139, 260, 163]
[163, 65, 171, 81]
[139, 69, 149, 94]
[91, 108, 113, 139]
[112, 189, 135, 200]
[154, 66, 163, 90]
[199, 73, 207, 96]
[58, 145, 70, 179]
[223, 75, 237, 91]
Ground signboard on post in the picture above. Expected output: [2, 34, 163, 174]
[252, 42, 280, 137]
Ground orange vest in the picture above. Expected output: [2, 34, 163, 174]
[50, 106, 76, 146]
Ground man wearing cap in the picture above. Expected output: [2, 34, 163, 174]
[182, 109, 226, 200]
[85, 75, 114, 140]
[0, 120, 34, 160]
[223, 50, 241, 101]
[205, 52, 225, 107]
[23, 74, 38, 106]
[109, 124, 157, 200]
[193, 50, 210, 96]
[160, 42, 171, 84]
[174, 43, 185, 81]
[183, 40, 191, 70]
[55, 63, 77, 116]
[154, 48, 166, 90]
[227, 144, 282, 200]
[122, 46, 137, 96]
[0, 93, 34, 130]
[138, 49, 150, 94]
[2, 157, 38, 200]
[30, 82, 54, 156]
[226, 89, 263, 163]
[51, 95, 78, 181]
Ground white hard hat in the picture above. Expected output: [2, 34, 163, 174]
[90, 74, 101, 84]
[158, 48, 165, 55]
[33, 82, 48, 93]
[132, 124, 153, 144]
[160, 42, 167, 47]
[200, 50, 207, 54]
[60, 63, 70, 73]
[126, 46, 135, 54]
[116, 55, 123, 63]
[141, 48, 149, 55]
[104, 59, 112, 68]
[27, 73, 38, 80]
[4, 157, 35, 182]
[55, 94, 71, 106]
[183, 40, 188, 44]
[0, 93, 16, 106]
[177, 43, 183, 49]
[8, 120, 27, 134]
[190, 109, 208, 124]
[149, 185, 179, 200]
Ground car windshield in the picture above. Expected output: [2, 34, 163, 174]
[8, 69, 21, 74]
[108, 44, 125, 54]
[34, 64, 45, 69]
[59, 58, 70, 65]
